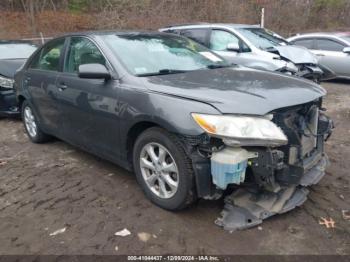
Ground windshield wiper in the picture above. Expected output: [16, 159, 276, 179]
[136, 69, 188, 77]
[207, 63, 234, 69]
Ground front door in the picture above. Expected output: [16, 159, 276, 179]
[57, 36, 121, 158]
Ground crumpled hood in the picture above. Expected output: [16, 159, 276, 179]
[0, 59, 26, 78]
[273, 45, 318, 64]
[143, 67, 326, 115]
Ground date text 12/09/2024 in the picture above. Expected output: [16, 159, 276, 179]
[127, 256, 220, 261]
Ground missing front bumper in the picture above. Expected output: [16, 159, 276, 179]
[216, 155, 328, 231]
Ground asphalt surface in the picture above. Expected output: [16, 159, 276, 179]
[0, 81, 349, 255]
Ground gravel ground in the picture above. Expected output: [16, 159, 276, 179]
[0, 81, 349, 255]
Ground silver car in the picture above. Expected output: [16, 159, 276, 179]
[160, 23, 326, 82]
[288, 32, 350, 79]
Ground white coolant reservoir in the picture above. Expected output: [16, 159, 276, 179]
[211, 147, 257, 189]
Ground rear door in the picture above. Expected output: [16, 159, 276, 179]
[57, 36, 120, 157]
[24, 38, 66, 133]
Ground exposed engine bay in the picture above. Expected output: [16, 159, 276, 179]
[181, 99, 333, 231]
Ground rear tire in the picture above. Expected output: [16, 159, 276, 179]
[133, 127, 197, 210]
[21, 100, 51, 143]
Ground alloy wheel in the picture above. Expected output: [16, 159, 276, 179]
[139, 142, 179, 199]
[24, 106, 37, 138]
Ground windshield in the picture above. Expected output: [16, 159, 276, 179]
[0, 43, 37, 59]
[237, 28, 288, 50]
[102, 34, 230, 76]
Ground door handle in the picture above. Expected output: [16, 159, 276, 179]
[316, 53, 325, 57]
[58, 83, 68, 91]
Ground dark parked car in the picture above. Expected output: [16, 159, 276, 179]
[15, 32, 333, 215]
[0, 40, 37, 117]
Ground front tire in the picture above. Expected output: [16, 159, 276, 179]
[21, 100, 50, 143]
[133, 127, 197, 210]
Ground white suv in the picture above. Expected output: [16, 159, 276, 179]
[160, 23, 331, 82]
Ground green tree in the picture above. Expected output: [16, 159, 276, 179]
[68, 0, 89, 12]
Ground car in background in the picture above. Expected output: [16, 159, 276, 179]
[159, 23, 330, 82]
[0, 40, 37, 117]
[288, 32, 350, 79]
[15, 31, 333, 218]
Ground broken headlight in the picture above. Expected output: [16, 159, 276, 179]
[0, 75, 14, 89]
[191, 113, 288, 146]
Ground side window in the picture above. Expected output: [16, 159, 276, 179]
[315, 39, 344, 52]
[64, 37, 106, 73]
[209, 30, 240, 51]
[180, 29, 208, 46]
[292, 38, 314, 49]
[28, 51, 41, 69]
[30, 38, 65, 71]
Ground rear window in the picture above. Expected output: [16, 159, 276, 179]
[0, 43, 37, 59]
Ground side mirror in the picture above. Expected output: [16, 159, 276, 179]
[343, 47, 350, 54]
[226, 43, 240, 52]
[78, 64, 111, 79]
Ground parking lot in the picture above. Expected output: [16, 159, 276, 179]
[0, 81, 349, 255]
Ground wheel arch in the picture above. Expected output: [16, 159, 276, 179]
[126, 121, 161, 166]
[17, 95, 26, 110]
[124, 110, 203, 167]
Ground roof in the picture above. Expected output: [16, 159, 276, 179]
[291, 32, 350, 37]
[164, 22, 210, 27]
[61, 30, 165, 37]
[288, 32, 350, 45]
[161, 23, 261, 30]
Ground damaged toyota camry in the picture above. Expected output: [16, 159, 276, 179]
[15, 32, 333, 228]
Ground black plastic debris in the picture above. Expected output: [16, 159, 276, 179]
[216, 186, 309, 231]
[216, 154, 329, 232]
[300, 156, 328, 186]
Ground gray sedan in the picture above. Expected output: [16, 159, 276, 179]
[288, 32, 350, 79]
[15, 31, 332, 216]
